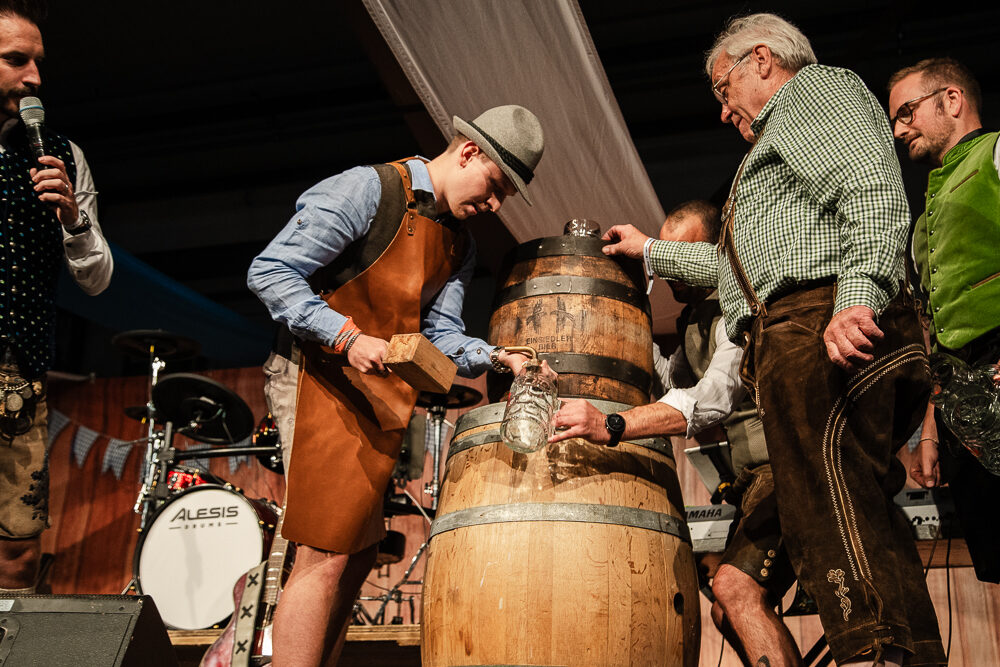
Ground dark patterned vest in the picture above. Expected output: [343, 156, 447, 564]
[677, 292, 768, 473]
[0, 124, 76, 378]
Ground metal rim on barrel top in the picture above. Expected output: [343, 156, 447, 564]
[512, 235, 609, 261]
[507, 236, 646, 290]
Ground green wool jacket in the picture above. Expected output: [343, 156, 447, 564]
[912, 131, 1000, 350]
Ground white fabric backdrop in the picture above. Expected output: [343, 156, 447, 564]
[362, 0, 681, 331]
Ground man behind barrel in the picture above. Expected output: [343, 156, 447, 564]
[594, 13, 945, 667]
[552, 200, 799, 666]
[247, 105, 543, 666]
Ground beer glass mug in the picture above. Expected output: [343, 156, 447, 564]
[501, 357, 558, 454]
[929, 352, 1000, 475]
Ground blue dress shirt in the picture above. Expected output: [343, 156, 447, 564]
[247, 158, 493, 378]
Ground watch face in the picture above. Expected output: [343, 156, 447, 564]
[606, 413, 625, 433]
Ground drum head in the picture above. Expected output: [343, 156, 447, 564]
[136, 485, 266, 630]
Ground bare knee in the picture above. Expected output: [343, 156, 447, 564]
[712, 564, 767, 616]
[289, 543, 376, 589]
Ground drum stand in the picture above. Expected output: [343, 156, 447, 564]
[112, 330, 201, 532]
[133, 351, 166, 530]
[423, 401, 449, 511]
[355, 542, 426, 625]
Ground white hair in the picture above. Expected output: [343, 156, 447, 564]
[705, 13, 818, 78]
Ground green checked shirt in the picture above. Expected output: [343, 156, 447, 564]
[650, 64, 909, 341]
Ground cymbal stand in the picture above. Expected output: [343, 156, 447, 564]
[422, 402, 451, 510]
[123, 420, 174, 595]
[132, 347, 166, 530]
[355, 541, 427, 625]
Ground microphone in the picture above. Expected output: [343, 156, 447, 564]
[18, 96, 46, 164]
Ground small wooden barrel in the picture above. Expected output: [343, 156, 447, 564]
[489, 235, 653, 406]
[421, 401, 700, 667]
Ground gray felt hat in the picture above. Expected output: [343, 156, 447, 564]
[453, 105, 544, 206]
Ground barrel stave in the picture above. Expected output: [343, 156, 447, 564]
[424, 522, 698, 666]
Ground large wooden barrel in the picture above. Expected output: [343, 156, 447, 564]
[422, 401, 700, 666]
[489, 235, 653, 406]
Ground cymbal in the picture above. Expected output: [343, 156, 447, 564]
[416, 384, 483, 410]
[151, 373, 254, 445]
[112, 329, 200, 361]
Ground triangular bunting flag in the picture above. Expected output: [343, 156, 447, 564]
[229, 435, 253, 474]
[102, 439, 133, 480]
[71, 426, 101, 468]
[185, 445, 212, 473]
[47, 409, 71, 446]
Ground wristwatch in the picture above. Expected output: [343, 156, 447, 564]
[489, 346, 510, 373]
[604, 413, 625, 447]
[65, 210, 92, 236]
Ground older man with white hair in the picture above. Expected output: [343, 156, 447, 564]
[601, 13, 945, 667]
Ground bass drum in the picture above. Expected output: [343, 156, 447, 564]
[134, 483, 276, 630]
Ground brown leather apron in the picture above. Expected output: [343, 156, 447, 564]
[283, 159, 464, 553]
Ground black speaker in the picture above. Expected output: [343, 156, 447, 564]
[0, 594, 178, 666]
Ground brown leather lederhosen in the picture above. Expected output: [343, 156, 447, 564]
[282, 159, 466, 554]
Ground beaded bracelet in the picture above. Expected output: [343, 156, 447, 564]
[342, 330, 363, 355]
[333, 316, 362, 354]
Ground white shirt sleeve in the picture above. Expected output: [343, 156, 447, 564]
[656, 314, 748, 438]
[63, 141, 112, 295]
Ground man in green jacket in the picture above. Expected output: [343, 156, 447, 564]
[889, 57, 1000, 583]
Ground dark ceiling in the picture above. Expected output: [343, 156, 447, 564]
[38, 1, 1000, 376]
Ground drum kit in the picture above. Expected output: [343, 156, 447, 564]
[110, 329, 482, 630]
[112, 329, 283, 631]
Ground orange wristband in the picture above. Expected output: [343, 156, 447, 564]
[332, 317, 362, 354]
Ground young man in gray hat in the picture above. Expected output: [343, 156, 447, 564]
[247, 104, 544, 666]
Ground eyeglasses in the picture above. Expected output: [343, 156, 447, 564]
[890, 87, 948, 126]
[712, 51, 752, 105]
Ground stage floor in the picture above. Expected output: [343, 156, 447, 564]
[170, 625, 421, 666]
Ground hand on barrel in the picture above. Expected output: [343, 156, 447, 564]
[602, 224, 651, 260]
[549, 398, 610, 445]
[347, 334, 391, 376]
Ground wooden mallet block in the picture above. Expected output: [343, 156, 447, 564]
[384, 333, 456, 394]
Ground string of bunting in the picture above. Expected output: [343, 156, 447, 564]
[48, 407, 253, 480]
